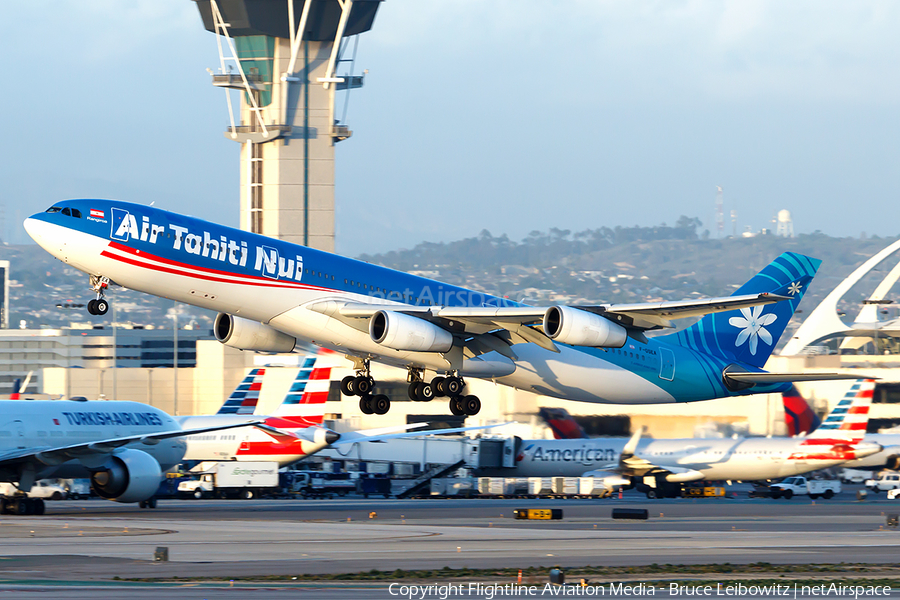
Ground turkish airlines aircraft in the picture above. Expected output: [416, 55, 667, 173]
[25, 200, 858, 417]
[177, 353, 507, 466]
[0, 400, 259, 515]
[501, 380, 881, 498]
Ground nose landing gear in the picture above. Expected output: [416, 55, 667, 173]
[87, 275, 110, 315]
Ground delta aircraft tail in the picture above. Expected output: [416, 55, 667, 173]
[782, 385, 822, 437]
[664, 252, 821, 369]
[538, 407, 588, 439]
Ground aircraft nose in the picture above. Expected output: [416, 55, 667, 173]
[23, 217, 47, 246]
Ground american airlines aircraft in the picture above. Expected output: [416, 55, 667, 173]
[497, 380, 881, 498]
[177, 354, 507, 466]
[0, 399, 260, 515]
[24, 200, 856, 417]
[784, 385, 900, 471]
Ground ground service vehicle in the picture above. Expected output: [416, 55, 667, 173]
[769, 476, 841, 499]
[177, 461, 279, 499]
[0, 481, 67, 500]
[286, 472, 358, 498]
[865, 472, 900, 493]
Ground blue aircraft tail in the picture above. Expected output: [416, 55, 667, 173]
[663, 252, 821, 369]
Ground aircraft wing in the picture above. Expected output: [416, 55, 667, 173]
[0, 420, 263, 468]
[308, 292, 790, 355]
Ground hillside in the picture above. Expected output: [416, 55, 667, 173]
[3, 219, 897, 341]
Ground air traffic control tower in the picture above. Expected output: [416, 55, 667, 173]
[194, 0, 382, 252]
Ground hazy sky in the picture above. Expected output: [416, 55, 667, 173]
[4, 1, 899, 256]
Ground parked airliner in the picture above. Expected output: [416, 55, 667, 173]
[0, 399, 260, 515]
[488, 380, 881, 498]
[25, 200, 857, 417]
[784, 385, 900, 471]
[178, 353, 506, 466]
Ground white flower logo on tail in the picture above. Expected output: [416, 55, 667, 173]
[729, 306, 778, 355]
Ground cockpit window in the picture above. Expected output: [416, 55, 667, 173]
[62, 208, 71, 216]
[46, 206, 62, 213]
[71, 209, 82, 218]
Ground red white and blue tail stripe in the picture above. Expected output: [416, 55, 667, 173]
[271, 353, 335, 427]
[216, 368, 265, 415]
[804, 379, 873, 444]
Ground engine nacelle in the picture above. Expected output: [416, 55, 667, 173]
[215, 313, 296, 353]
[90, 449, 162, 503]
[370, 310, 453, 353]
[543, 306, 627, 348]
[886, 454, 900, 471]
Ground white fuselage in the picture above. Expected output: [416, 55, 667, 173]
[176, 416, 327, 467]
[26, 219, 678, 406]
[0, 400, 185, 481]
[508, 436, 878, 481]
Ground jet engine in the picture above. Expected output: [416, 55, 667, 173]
[543, 306, 627, 348]
[369, 310, 453, 353]
[215, 313, 296, 353]
[90, 449, 162, 503]
[886, 453, 900, 471]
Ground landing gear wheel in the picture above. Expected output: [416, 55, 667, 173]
[148, 497, 158, 508]
[372, 394, 391, 415]
[407, 382, 419, 402]
[95, 299, 109, 315]
[431, 377, 446, 397]
[445, 377, 463, 396]
[139, 500, 147, 509]
[449, 396, 465, 416]
[462, 395, 481, 416]
[359, 395, 374, 414]
[415, 382, 434, 402]
[340, 376, 356, 396]
[354, 376, 373, 395]
[87, 299, 98, 315]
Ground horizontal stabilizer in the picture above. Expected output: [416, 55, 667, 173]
[725, 372, 874, 384]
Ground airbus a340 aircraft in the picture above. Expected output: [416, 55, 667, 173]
[498, 380, 881, 498]
[179, 354, 505, 466]
[25, 200, 856, 417]
[0, 399, 260, 515]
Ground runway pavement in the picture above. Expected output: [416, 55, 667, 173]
[0, 491, 899, 583]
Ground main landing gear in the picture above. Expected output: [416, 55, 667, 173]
[0, 497, 45, 515]
[408, 369, 481, 416]
[341, 359, 391, 415]
[87, 275, 110, 315]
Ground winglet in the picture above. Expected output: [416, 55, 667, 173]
[623, 426, 644, 457]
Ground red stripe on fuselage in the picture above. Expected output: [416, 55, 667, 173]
[101, 242, 334, 292]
